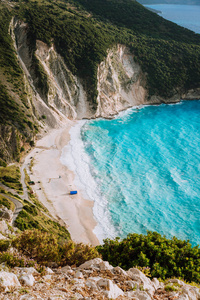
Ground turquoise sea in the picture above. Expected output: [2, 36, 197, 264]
[61, 6, 200, 245]
[61, 101, 200, 245]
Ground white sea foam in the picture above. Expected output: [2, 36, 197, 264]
[60, 100, 200, 246]
[60, 120, 118, 243]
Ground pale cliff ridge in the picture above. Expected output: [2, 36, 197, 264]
[10, 18, 60, 130]
[35, 40, 94, 120]
[11, 17, 94, 128]
[12, 18, 147, 123]
[10, 18, 200, 127]
[95, 45, 147, 118]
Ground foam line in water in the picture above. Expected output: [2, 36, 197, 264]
[60, 120, 118, 243]
[116, 101, 185, 120]
[61, 100, 200, 246]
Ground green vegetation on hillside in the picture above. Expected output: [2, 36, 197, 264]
[0, 4, 38, 163]
[12, 229, 100, 267]
[15, 0, 200, 101]
[0, 194, 15, 211]
[0, 0, 200, 164]
[97, 231, 200, 283]
[131, 37, 200, 97]
[14, 200, 71, 241]
[17, 1, 116, 104]
[76, 0, 200, 44]
[12, 170, 71, 241]
[0, 165, 23, 192]
[0, 165, 71, 241]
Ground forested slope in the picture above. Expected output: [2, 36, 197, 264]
[0, 0, 200, 163]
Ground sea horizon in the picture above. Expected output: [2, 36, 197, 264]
[145, 4, 200, 34]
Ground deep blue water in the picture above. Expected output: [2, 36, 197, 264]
[145, 4, 200, 34]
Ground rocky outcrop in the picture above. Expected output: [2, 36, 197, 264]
[0, 271, 21, 292]
[0, 205, 14, 236]
[182, 88, 200, 100]
[95, 45, 147, 118]
[9, 19, 151, 124]
[0, 220, 9, 236]
[0, 207, 13, 222]
[0, 125, 22, 163]
[0, 258, 199, 299]
[11, 18, 149, 123]
[35, 40, 94, 120]
[10, 19, 150, 122]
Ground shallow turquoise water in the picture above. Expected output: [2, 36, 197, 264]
[145, 4, 200, 34]
[60, 5, 200, 244]
[78, 101, 200, 245]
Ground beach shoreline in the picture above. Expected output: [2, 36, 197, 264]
[21, 120, 99, 246]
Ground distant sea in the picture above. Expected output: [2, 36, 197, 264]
[61, 6, 200, 245]
[145, 4, 200, 34]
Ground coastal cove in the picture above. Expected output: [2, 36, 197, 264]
[2, 0, 200, 295]
[59, 100, 200, 246]
[2, 0, 200, 248]
[20, 1, 200, 246]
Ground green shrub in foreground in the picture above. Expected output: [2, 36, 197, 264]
[60, 240, 101, 267]
[12, 229, 60, 264]
[0, 240, 10, 252]
[0, 251, 45, 274]
[12, 229, 100, 266]
[96, 231, 200, 283]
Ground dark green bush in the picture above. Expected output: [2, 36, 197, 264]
[0, 196, 11, 210]
[0, 240, 10, 252]
[12, 229, 59, 263]
[60, 240, 101, 267]
[23, 204, 38, 216]
[0, 251, 37, 269]
[0, 159, 7, 167]
[97, 231, 200, 283]
[2, 176, 18, 183]
[15, 209, 41, 230]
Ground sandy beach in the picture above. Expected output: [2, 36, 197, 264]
[22, 120, 99, 246]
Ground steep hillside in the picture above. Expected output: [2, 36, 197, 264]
[76, 0, 200, 44]
[1, 0, 200, 163]
[0, 5, 39, 164]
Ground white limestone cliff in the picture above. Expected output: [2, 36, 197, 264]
[95, 45, 147, 118]
[10, 18, 200, 128]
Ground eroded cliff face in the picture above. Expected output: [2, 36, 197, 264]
[11, 18, 94, 127]
[95, 45, 147, 118]
[35, 42, 148, 120]
[0, 125, 21, 162]
[10, 18, 148, 124]
[10, 18, 200, 126]
[35, 40, 94, 120]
